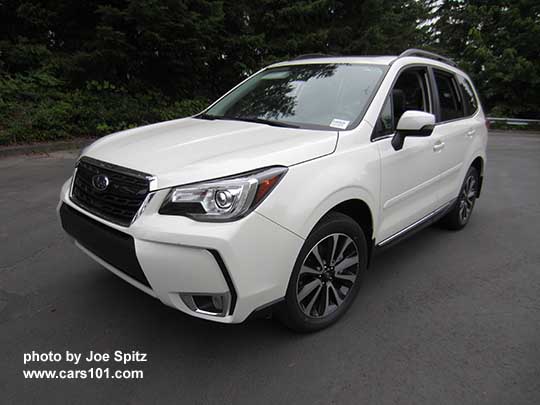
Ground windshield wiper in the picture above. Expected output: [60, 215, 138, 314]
[196, 113, 221, 120]
[229, 116, 300, 128]
[195, 113, 299, 128]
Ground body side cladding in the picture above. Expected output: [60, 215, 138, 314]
[374, 199, 456, 253]
[245, 297, 286, 322]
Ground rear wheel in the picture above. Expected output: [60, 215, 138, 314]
[440, 166, 479, 230]
[278, 212, 367, 332]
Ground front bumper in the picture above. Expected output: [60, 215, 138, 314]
[58, 178, 304, 323]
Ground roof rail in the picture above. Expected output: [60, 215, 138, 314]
[396, 48, 457, 67]
[292, 53, 334, 61]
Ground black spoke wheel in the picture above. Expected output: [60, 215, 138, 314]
[278, 212, 367, 332]
[458, 174, 477, 224]
[440, 166, 480, 230]
[296, 233, 359, 318]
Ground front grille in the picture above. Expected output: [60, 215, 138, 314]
[71, 157, 151, 226]
[60, 203, 151, 288]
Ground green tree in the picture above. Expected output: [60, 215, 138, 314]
[1, 0, 539, 145]
[210, 0, 430, 93]
[428, 0, 540, 118]
[242, 0, 430, 60]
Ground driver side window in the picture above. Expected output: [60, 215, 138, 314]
[376, 67, 431, 137]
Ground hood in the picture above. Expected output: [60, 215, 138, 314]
[83, 117, 338, 189]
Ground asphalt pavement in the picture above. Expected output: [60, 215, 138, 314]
[1, 132, 539, 404]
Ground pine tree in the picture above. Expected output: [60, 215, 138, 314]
[429, 0, 540, 117]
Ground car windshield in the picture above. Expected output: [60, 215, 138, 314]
[200, 63, 387, 130]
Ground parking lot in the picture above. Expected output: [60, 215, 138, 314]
[1, 131, 539, 404]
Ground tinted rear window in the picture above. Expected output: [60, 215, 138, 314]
[434, 70, 464, 122]
[457, 76, 478, 116]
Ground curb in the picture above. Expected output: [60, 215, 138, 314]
[0, 138, 96, 159]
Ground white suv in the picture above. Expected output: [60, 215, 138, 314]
[58, 49, 487, 331]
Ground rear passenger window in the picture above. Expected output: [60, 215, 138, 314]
[434, 70, 464, 122]
[457, 76, 478, 116]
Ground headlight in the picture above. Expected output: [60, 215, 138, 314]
[159, 167, 288, 222]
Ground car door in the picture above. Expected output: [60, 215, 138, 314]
[429, 69, 474, 205]
[374, 67, 443, 243]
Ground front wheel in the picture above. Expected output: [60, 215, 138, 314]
[278, 212, 367, 332]
[439, 166, 479, 230]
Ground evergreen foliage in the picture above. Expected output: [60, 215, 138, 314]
[0, 1, 537, 144]
[428, 0, 540, 118]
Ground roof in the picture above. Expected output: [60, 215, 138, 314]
[267, 57, 467, 79]
[269, 49, 459, 71]
[269, 56, 397, 68]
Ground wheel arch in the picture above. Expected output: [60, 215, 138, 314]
[317, 198, 375, 267]
[470, 155, 484, 197]
[329, 199, 373, 241]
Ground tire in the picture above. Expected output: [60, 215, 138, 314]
[439, 166, 479, 230]
[277, 212, 367, 332]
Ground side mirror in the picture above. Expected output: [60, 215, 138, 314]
[391, 111, 435, 151]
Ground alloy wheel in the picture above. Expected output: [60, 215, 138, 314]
[459, 175, 477, 224]
[296, 233, 360, 318]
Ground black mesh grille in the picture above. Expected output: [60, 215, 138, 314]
[71, 158, 150, 226]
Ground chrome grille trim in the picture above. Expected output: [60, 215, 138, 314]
[70, 157, 157, 227]
[77, 156, 158, 191]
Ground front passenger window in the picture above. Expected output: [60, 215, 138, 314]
[379, 96, 393, 135]
[392, 70, 430, 122]
[375, 67, 431, 137]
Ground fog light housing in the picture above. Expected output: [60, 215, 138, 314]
[211, 295, 224, 311]
[180, 293, 230, 317]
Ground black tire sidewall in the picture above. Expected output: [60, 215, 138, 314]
[458, 166, 479, 226]
[440, 165, 479, 230]
[281, 212, 368, 332]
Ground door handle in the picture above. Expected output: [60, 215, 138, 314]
[433, 141, 445, 152]
[466, 129, 476, 137]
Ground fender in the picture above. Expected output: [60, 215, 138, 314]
[256, 143, 380, 239]
[461, 148, 487, 183]
[296, 186, 377, 239]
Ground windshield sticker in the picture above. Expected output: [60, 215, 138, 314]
[330, 119, 350, 129]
